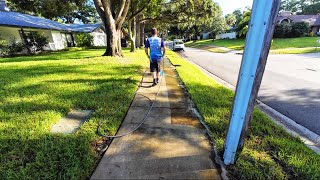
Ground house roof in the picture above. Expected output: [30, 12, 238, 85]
[277, 15, 320, 27]
[0, 11, 102, 32]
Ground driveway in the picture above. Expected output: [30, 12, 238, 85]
[179, 47, 320, 135]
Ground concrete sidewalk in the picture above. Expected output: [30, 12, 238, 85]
[91, 59, 221, 179]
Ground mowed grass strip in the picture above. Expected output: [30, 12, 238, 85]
[185, 37, 320, 54]
[0, 49, 148, 179]
[166, 50, 320, 180]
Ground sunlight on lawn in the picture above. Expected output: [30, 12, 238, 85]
[0, 48, 148, 179]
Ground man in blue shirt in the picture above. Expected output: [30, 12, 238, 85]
[145, 28, 165, 86]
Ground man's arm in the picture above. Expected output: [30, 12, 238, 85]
[145, 39, 150, 59]
[145, 48, 149, 59]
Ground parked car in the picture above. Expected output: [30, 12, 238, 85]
[173, 39, 185, 51]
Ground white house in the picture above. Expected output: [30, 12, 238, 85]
[0, 2, 106, 50]
[215, 32, 237, 40]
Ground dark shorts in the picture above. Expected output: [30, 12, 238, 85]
[150, 61, 161, 72]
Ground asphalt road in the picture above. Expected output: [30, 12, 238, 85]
[179, 47, 320, 135]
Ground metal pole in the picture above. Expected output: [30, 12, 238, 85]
[223, 0, 281, 165]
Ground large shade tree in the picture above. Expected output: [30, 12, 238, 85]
[144, 0, 225, 39]
[93, 0, 130, 56]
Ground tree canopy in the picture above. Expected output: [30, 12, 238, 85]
[280, 0, 320, 14]
[225, 14, 237, 27]
[151, 0, 226, 39]
[7, 0, 99, 23]
[237, 10, 251, 37]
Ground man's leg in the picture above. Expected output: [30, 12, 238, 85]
[156, 60, 161, 83]
[153, 72, 157, 81]
[150, 62, 157, 86]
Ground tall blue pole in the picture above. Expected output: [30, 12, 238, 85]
[223, 0, 281, 165]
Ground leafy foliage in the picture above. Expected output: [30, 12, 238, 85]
[225, 14, 237, 27]
[302, 2, 320, 15]
[237, 10, 251, 37]
[26, 32, 49, 51]
[232, 9, 243, 25]
[0, 38, 24, 56]
[75, 33, 94, 47]
[7, 0, 99, 23]
[165, 0, 227, 39]
[291, 22, 310, 37]
[274, 23, 293, 38]
[274, 22, 310, 38]
[280, 0, 320, 14]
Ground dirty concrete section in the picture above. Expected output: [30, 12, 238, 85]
[91, 59, 221, 179]
[51, 110, 93, 134]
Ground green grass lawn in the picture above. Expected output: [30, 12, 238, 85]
[0, 48, 148, 179]
[185, 37, 320, 54]
[166, 50, 320, 180]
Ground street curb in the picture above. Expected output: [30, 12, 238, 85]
[185, 57, 320, 154]
[256, 100, 320, 153]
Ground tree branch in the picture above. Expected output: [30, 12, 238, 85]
[116, 0, 131, 29]
[128, 0, 151, 20]
[93, 0, 107, 25]
[101, 0, 115, 25]
[115, 0, 126, 22]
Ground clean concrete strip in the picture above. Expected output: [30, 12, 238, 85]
[185, 58, 320, 154]
[51, 110, 93, 134]
[91, 59, 221, 179]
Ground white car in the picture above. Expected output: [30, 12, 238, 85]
[173, 39, 185, 51]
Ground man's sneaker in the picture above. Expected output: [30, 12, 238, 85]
[156, 78, 159, 84]
[152, 79, 157, 86]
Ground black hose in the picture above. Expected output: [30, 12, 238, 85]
[97, 67, 164, 138]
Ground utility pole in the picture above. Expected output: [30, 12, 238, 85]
[223, 0, 281, 165]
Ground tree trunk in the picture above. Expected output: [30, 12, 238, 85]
[103, 24, 122, 56]
[93, 0, 130, 57]
[140, 22, 145, 47]
[128, 17, 136, 52]
[135, 15, 141, 47]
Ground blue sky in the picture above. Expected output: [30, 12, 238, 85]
[214, 0, 254, 15]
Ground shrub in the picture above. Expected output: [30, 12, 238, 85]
[75, 33, 93, 47]
[274, 23, 292, 38]
[274, 22, 310, 38]
[0, 38, 24, 56]
[27, 32, 49, 51]
[0, 36, 6, 50]
[290, 22, 310, 37]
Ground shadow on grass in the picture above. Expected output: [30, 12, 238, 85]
[0, 63, 144, 179]
[0, 49, 106, 63]
[1, 133, 97, 179]
[182, 82, 320, 179]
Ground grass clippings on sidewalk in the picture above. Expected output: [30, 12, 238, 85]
[166, 50, 320, 180]
[0, 49, 148, 179]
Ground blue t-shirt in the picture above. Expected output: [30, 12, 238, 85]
[145, 36, 165, 62]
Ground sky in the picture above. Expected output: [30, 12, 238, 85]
[214, 0, 254, 15]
